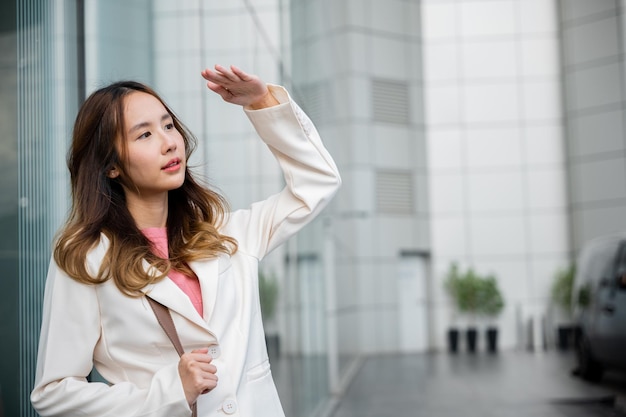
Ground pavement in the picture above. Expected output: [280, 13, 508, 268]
[330, 350, 626, 417]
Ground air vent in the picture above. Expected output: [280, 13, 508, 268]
[376, 170, 414, 214]
[372, 78, 410, 124]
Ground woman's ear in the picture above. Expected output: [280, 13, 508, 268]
[107, 167, 120, 179]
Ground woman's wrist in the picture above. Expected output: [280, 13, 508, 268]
[247, 90, 280, 110]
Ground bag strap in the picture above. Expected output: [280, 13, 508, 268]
[146, 296, 197, 417]
[146, 296, 185, 356]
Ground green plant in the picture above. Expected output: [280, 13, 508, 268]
[479, 275, 504, 317]
[446, 264, 480, 314]
[551, 265, 575, 313]
[258, 271, 279, 321]
[445, 263, 504, 318]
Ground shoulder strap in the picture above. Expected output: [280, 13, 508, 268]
[146, 296, 197, 417]
[146, 296, 185, 357]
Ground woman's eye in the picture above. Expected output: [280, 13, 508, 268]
[164, 123, 174, 130]
[138, 131, 151, 140]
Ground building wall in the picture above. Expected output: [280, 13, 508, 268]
[421, 0, 570, 350]
[84, 0, 154, 90]
[559, 0, 626, 253]
[289, 0, 428, 357]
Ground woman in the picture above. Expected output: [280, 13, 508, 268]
[30, 65, 341, 416]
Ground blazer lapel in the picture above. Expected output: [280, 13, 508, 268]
[191, 255, 230, 324]
[142, 261, 213, 333]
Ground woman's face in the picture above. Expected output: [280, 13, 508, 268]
[113, 91, 186, 200]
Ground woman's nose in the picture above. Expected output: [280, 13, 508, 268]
[162, 132, 177, 153]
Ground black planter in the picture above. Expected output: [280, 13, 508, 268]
[486, 327, 498, 353]
[466, 327, 478, 353]
[448, 328, 459, 353]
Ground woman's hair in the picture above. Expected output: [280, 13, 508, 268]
[54, 81, 238, 296]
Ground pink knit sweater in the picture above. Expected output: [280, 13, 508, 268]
[142, 227, 203, 316]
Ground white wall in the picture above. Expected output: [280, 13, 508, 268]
[422, 0, 570, 351]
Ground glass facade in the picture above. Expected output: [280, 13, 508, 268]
[0, 1, 18, 414]
[11, 2, 83, 416]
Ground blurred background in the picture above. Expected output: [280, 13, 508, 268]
[2, 0, 626, 416]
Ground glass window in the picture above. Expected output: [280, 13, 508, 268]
[11, 1, 81, 416]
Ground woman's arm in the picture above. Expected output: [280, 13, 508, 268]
[201, 65, 342, 258]
[31, 259, 191, 417]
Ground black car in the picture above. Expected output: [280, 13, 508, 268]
[573, 233, 626, 381]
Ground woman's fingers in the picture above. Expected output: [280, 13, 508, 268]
[202, 69, 232, 87]
[205, 81, 232, 101]
[201, 69, 236, 100]
[229, 65, 252, 82]
[201, 65, 269, 106]
[202, 65, 256, 88]
[213, 64, 240, 82]
[179, 349, 219, 405]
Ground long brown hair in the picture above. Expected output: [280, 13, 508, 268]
[54, 81, 237, 296]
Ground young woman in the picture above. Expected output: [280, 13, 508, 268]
[30, 65, 341, 416]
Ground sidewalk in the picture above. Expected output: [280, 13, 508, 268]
[330, 351, 626, 417]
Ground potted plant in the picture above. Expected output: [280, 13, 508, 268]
[258, 270, 280, 358]
[478, 275, 504, 353]
[445, 264, 483, 353]
[444, 263, 461, 353]
[446, 264, 505, 353]
[550, 265, 575, 350]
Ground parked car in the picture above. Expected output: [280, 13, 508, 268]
[572, 233, 626, 381]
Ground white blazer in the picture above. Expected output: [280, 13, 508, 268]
[30, 85, 341, 417]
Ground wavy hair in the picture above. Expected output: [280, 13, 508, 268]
[54, 81, 237, 296]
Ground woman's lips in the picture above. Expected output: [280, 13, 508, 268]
[162, 158, 181, 171]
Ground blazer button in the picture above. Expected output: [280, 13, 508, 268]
[208, 345, 221, 359]
[222, 398, 238, 415]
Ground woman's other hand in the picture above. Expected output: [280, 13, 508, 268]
[201, 65, 279, 109]
[178, 348, 218, 406]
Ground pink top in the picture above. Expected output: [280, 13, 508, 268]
[142, 227, 203, 317]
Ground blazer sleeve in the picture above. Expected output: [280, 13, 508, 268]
[30, 258, 191, 417]
[225, 85, 341, 258]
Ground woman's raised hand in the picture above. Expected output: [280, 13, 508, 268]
[178, 348, 218, 407]
[201, 65, 279, 109]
